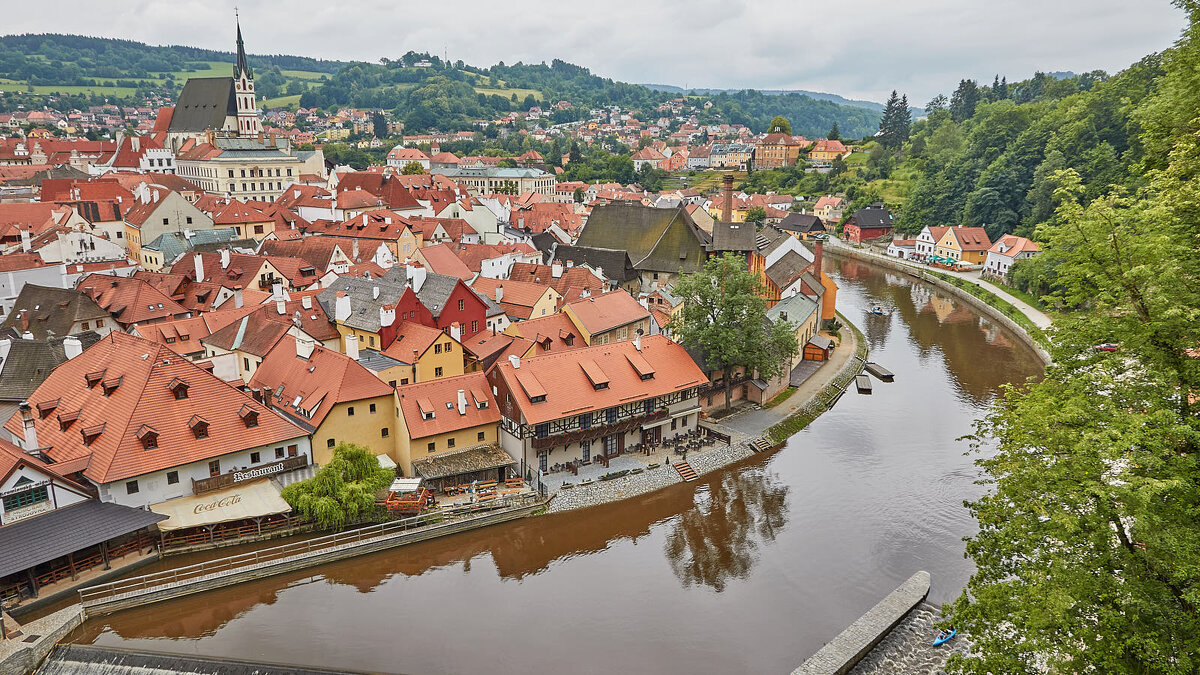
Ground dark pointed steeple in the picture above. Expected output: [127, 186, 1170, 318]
[234, 13, 252, 81]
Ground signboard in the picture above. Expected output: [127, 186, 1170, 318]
[1, 499, 53, 524]
[233, 462, 288, 483]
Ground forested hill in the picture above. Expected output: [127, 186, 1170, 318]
[0, 34, 881, 137]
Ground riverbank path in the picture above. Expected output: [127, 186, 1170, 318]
[715, 318, 859, 438]
[827, 237, 1053, 330]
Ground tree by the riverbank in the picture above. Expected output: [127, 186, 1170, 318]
[280, 444, 395, 530]
[947, 5, 1200, 671]
[668, 253, 798, 410]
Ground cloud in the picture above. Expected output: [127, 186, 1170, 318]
[3, 0, 1186, 103]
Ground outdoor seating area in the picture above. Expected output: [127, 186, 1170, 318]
[638, 428, 717, 457]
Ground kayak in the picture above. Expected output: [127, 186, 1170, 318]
[933, 627, 957, 646]
[869, 307, 884, 315]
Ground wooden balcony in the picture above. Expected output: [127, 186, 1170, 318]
[192, 455, 309, 495]
[530, 409, 667, 451]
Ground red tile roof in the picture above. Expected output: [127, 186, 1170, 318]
[396, 372, 499, 440]
[4, 332, 306, 484]
[987, 234, 1040, 258]
[251, 336, 393, 428]
[418, 243, 474, 281]
[491, 335, 705, 425]
[564, 290, 649, 335]
[76, 274, 190, 325]
[470, 277, 555, 320]
[504, 312, 584, 356]
[381, 321, 450, 364]
[508, 262, 604, 298]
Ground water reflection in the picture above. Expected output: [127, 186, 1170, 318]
[665, 466, 789, 592]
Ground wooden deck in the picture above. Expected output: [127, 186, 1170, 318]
[855, 374, 873, 394]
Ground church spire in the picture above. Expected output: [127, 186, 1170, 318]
[235, 12, 252, 81]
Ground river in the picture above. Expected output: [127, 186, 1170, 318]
[69, 257, 1045, 674]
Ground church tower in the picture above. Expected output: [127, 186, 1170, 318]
[233, 16, 261, 137]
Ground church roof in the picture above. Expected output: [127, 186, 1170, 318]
[168, 77, 236, 133]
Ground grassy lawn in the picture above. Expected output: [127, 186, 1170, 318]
[263, 94, 302, 110]
[281, 69, 328, 80]
[764, 386, 797, 409]
[474, 86, 542, 101]
[991, 282, 1059, 317]
[0, 79, 139, 97]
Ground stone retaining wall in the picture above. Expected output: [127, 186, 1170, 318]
[825, 245, 1051, 365]
[0, 604, 84, 675]
[792, 571, 931, 675]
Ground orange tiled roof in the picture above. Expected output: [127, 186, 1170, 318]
[382, 321, 450, 364]
[564, 290, 649, 335]
[251, 336, 393, 428]
[396, 372, 499, 440]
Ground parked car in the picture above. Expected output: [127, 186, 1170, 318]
[1094, 343, 1119, 352]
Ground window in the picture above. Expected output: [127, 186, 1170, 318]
[167, 471, 179, 485]
[435, 367, 443, 377]
[434, 343, 442, 354]
[347, 407, 355, 416]
[2, 485, 48, 511]
[447, 437, 456, 448]
[381, 428, 389, 438]
[369, 403, 377, 413]
[241, 169, 246, 178]
[581, 440, 591, 463]
[579, 412, 591, 429]
[327, 438, 336, 448]
[228, 169, 235, 178]
[400, 378, 409, 385]
[250, 451, 261, 463]
[458, 299, 465, 311]
[81, 321, 89, 330]
[671, 419, 677, 431]
[606, 407, 618, 424]
[126, 480, 139, 495]
[681, 415, 689, 427]
[254, 225, 264, 234]
[186, 216, 193, 225]
[427, 441, 436, 452]
[471, 320, 479, 333]
[275, 447, 285, 459]
[162, 217, 169, 226]
[208, 460, 220, 476]
[243, 357, 250, 372]
[369, 336, 375, 347]
[535, 423, 549, 438]
[478, 431, 486, 441]
[288, 444, 298, 456]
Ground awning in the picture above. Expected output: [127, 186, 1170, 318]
[150, 480, 292, 532]
[376, 454, 397, 470]
[389, 478, 423, 493]
[411, 444, 514, 480]
[670, 405, 701, 419]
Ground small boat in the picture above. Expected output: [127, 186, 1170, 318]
[933, 627, 957, 646]
[855, 374, 873, 394]
[864, 362, 895, 382]
[869, 306, 884, 315]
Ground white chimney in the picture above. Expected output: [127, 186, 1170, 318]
[276, 299, 287, 315]
[379, 304, 396, 328]
[633, 335, 642, 352]
[495, 284, 504, 302]
[0, 338, 10, 364]
[372, 286, 380, 300]
[233, 286, 244, 308]
[551, 262, 563, 278]
[220, 248, 231, 269]
[449, 323, 461, 342]
[272, 282, 284, 299]
[406, 262, 427, 293]
[508, 354, 520, 369]
[17, 402, 37, 451]
[345, 334, 360, 360]
[63, 336, 83, 359]
[19, 228, 31, 253]
[296, 339, 316, 359]
[302, 295, 312, 310]
[193, 253, 204, 281]
[334, 292, 351, 322]
[457, 389, 468, 415]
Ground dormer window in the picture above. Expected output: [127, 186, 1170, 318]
[136, 424, 158, 450]
[418, 398, 436, 420]
[188, 414, 210, 439]
[85, 369, 106, 388]
[169, 378, 189, 400]
[81, 422, 105, 446]
[101, 376, 123, 396]
[239, 404, 259, 429]
[36, 398, 59, 418]
[58, 410, 80, 431]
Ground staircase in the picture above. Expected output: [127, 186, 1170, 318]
[673, 460, 699, 482]
[749, 438, 773, 453]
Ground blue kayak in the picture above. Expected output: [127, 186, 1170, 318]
[933, 628, 957, 646]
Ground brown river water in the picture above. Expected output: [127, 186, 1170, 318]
[67, 258, 1044, 674]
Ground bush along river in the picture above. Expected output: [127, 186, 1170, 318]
[68, 257, 1044, 675]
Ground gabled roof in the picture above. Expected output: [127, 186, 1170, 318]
[250, 337, 393, 429]
[988, 234, 1040, 258]
[848, 206, 894, 231]
[470, 277, 556, 320]
[131, 307, 256, 357]
[504, 312, 584, 356]
[777, 212, 825, 233]
[575, 203, 709, 274]
[381, 321, 449, 364]
[259, 237, 352, 270]
[565, 290, 650, 335]
[765, 250, 813, 292]
[167, 77, 236, 133]
[0, 285, 110, 340]
[4, 332, 305, 484]
[0, 332, 102, 402]
[76, 274, 189, 326]
[396, 372, 499, 440]
[709, 221, 756, 252]
[946, 226, 992, 251]
[553, 245, 639, 282]
[493, 335, 705, 425]
[201, 314, 292, 357]
[508, 262, 605, 297]
[418, 243, 474, 281]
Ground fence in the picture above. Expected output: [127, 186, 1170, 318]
[79, 493, 543, 612]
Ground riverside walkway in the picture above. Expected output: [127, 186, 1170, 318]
[78, 494, 544, 616]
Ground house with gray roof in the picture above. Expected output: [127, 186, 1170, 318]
[574, 203, 710, 289]
[0, 285, 116, 340]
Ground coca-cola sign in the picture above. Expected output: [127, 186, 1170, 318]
[193, 494, 242, 514]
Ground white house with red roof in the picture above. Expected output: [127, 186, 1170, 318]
[983, 235, 1041, 280]
[386, 146, 431, 170]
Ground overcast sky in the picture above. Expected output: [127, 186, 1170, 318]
[5, 1, 1188, 104]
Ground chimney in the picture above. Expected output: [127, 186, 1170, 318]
[813, 238, 824, 286]
[233, 286, 244, 309]
[272, 282, 284, 300]
[508, 354, 520, 369]
[18, 402, 37, 451]
[345, 334, 360, 360]
[63, 336, 83, 359]
[551, 262, 563, 278]
[406, 262, 427, 293]
[0, 338, 10, 364]
[302, 295, 312, 310]
[379, 303, 396, 328]
[276, 298, 287, 315]
[220, 248, 231, 269]
[721, 173, 734, 222]
[19, 228, 31, 253]
[449, 322, 461, 342]
[633, 334, 642, 351]
[457, 389, 468, 415]
[334, 291, 351, 322]
[495, 284, 504, 302]
[296, 339, 316, 359]
[372, 286, 380, 300]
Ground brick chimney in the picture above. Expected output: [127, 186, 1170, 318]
[721, 173, 734, 222]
